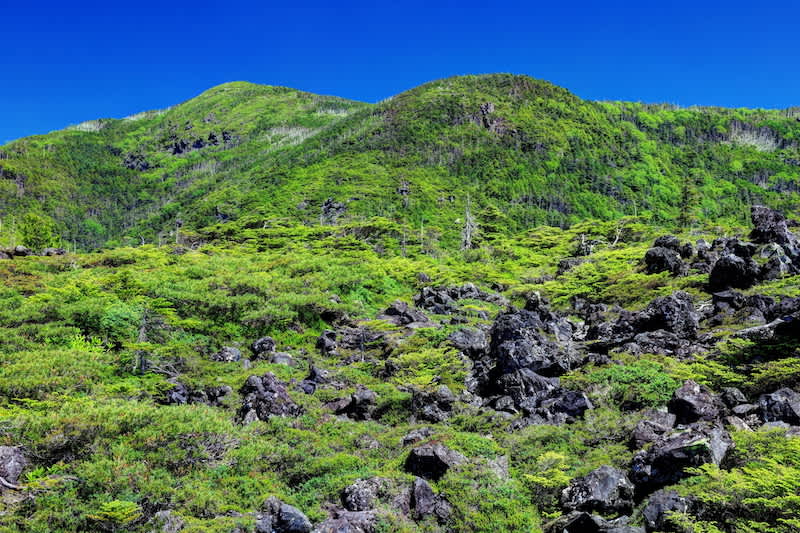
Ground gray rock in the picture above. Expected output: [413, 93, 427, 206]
[237, 373, 302, 422]
[405, 443, 466, 480]
[252, 336, 277, 358]
[668, 380, 722, 424]
[411, 477, 451, 522]
[560, 465, 635, 515]
[257, 497, 312, 533]
[211, 346, 242, 362]
[758, 388, 800, 425]
[632, 410, 676, 448]
[342, 478, 383, 512]
[0, 446, 27, 489]
[642, 489, 692, 532]
[411, 385, 456, 423]
[644, 246, 684, 276]
[312, 509, 375, 533]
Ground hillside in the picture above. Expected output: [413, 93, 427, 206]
[1, 74, 799, 250]
[0, 75, 799, 533]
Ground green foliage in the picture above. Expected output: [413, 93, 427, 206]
[19, 212, 57, 250]
[564, 358, 681, 408]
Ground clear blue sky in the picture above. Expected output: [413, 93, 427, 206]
[2, 0, 799, 143]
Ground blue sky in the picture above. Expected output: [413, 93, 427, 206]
[2, 0, 799, 143]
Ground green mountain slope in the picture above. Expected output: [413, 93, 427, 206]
[2, 74, 800, 251]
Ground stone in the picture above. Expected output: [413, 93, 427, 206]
[257, 496, 312, 533]
[238, 373, 302, 423]
[325, 386, 378, 420]
[560, 465, 635, 515]
[411, 477, 451, 522]
[631, 410, 676, 449]
[401, 427, 434, 447]
[312, 510, 376, 533]
[448, 327, 489, 358]
[377, 300, 433, 327]
[630, 423, 732, 492]
[708, 253, 760, 291]
[404, 443, 466, 481]
[252, 336, 277, 358]
[668, 380, 722, 424]
[270, 352, 295, 366]
[211, 346, 242, 362]
[720, 387, 748, 408]
[758, 388, 800, 425]
[342, 478, 383, 512]
[642, 489, 692, 532]
[644, 247, 684, 276]
[0, 446, 27, 489]
[411, 385, 456, 423]
[316, 330, 338, 355]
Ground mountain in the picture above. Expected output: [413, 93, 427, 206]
[1, 74, 799, 250]
[0, 75, 799, 533]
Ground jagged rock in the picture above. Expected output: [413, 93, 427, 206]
[414, 283, 507, 315]
[377, 301, 434, 327]
[313, 510, 376, 533]
[238, 373, 302, 423]
[325, 386, 377, 420]
[320, 198, 346, 224]
[668, 380, 722, 424]
[725, 415, 752, 432]
[630, 423, 732, 492]
[211, 346, 242, 362]
[401, 427, 434, 446]
[546, 512, 645, 533]
[448, 327, 489, 358]
[0, 446, 27, 490]
[621, 330, 696, 358]
[342, 478, 384, 512]
[644, 247, 684, 276]
[560, 465, 635, 515]
[297, 365, 330, 394]
[642, 489, 692, 532]
[758, 388, 800, 425]
[316, 330, 338, 355]
[708, 253, 760, 291]
[557, 257, 585, 276]
[490, 309, 578, 378]
[163, 381, 231, 407]
[750, 205, 799, 249]
[337, 326, 387, 353]
[256, 496, 312, 533]
[539, 390, 594, 420]
[411, 385, 456, 423]
[720, 387, 748, 408]
[252, 336, 277, 358]
[496, 368, 560, 405]
[631, 410, 676, 448]
[411, 477, 451, 522]
[405, 443, 465, 480]
[653, 235, 681, 251]
[635, 292, 699, 339]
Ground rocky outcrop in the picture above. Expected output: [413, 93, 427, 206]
[560, 465, 635, 515]
[410, 385, 456, 423]
[630, 423, 732, 492]
[404, 443, 465, 481]
[256, 497, 312, 533]
[0, 446, 27, 490]
[238, 373, 302, 423]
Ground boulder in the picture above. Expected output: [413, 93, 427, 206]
[546, 512, 645, 533]
[405, 443, 465, 481]
[163, 381, 231, 407]
[256, 497, 312, 533]
[411, 477, 451, 522]
[238, 373, 302, 423]
[377, 300, 434, 327]
[211, 346, 242, 362]
[316, 330, 338, 355]
[668, 380, 722, 424]
[720, 387, 748, 409]
[634, 292, 699, 339]
[411, 385, 456, 423]
[642, 489, 692, 532]
[270, 352, 295, 366]
[653, 235, 681, 251]
[313, 510, 376, 533]
[495, 368, 560, 405]
[644, 247, 684, 276]
[0, 446, 27, 490]
[708, 253, 760, 291]
[252, 336, 277, 358]
[630, 423, 732, 492]
[750, 205, 798, 249]
[758, 388, 800, 425]
[342, 478, 383, 512]
[0, 251, 10, 260]
[560, 465, 635, 515]
[401, 427, 434, 447]
[325, 386, 377, 420]
[631, 410, 676, 449]
[41, 247, 67, 256]
[448, 327, 489, 359]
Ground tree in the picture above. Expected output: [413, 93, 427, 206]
[19, 213, 56, 250]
